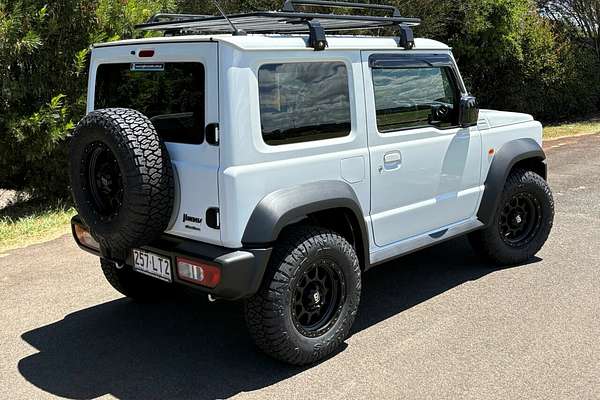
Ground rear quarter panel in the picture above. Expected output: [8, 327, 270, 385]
[217, 45, 371, 249]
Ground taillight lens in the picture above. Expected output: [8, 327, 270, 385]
[73, 224, 100, 251]
[176, 257, 221, 288]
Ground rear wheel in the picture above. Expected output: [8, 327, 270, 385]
[470, 168, 554, 265]
[100, 259, 168, 301]
[244, 226, 361, 365]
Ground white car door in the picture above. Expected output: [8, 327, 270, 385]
[362, 52, 483, 247]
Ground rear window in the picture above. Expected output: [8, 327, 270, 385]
[94, 63, 205, 144]
[258, 62, 351, 146]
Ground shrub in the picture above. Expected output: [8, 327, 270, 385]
[0, 0, 175, 199]
[0, 1, 95, 198]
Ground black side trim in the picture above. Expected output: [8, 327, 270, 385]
[478, 138, 546, 226]
[242, 181, 369, 266]
[369, 53, 453, 69]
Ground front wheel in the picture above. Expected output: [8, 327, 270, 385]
[244, 226, 361, 365]
[470, 168, 554, 265]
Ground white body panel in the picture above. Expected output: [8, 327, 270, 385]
[479, 109, 534, 129]
[90, 34, 544, 265]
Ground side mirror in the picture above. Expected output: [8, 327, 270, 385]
[459, 95, 479, 128]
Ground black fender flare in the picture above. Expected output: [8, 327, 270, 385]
[477, 138, 547, 226]
[241, 180, 370, 266]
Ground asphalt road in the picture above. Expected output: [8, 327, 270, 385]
[1, 134, 599, 400]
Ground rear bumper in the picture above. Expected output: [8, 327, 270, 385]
[71, 216, 272, 300]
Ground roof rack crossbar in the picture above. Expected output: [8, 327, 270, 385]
[282, 0, 401, 17]
[136, 1, 421, 50]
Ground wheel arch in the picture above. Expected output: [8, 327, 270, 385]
[478, 138, 547, 226]
[241, 181, 370, 270]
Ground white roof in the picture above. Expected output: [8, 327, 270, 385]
[95, 34, 450, 51]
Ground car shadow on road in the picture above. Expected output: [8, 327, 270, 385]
[18, 237, 538, 400]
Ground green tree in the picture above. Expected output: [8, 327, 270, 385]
[539, 0, 600, 61]
[1, 0, 599, 199]
[96, 0, 176, 40]
[0, 1, 96, 198]
[442, 0, 599, 120]
[0, 0, 175, 198]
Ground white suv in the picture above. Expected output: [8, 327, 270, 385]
[69, 1, 554, 365]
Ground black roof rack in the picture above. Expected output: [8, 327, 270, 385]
[136, 0, 421, 51]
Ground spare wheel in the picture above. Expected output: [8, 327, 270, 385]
[69, 108, 174, 257]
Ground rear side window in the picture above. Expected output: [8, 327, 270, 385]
[258, 62, 351, 146]
[372, 67, 459, 132]
[95, 63, 205, 144]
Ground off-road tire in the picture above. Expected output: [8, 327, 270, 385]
[100, 258, 168, 301]
[244, 226, 361, 365]
[470, 168, 554, 265]
[69, 108, 174, 256]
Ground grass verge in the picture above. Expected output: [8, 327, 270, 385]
[544, 118, 600, 140]
[0, 200, 76, 254]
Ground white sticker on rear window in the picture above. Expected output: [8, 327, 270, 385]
[130, 63, 165, 72]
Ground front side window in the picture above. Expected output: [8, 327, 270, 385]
[372, 66, 459, 132]
[95, 62, 205, 144]
[258, 62, 351, 146]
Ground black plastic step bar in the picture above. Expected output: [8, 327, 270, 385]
[136, 0, 421, 51]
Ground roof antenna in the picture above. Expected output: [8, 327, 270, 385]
[211, 0, 246, 36]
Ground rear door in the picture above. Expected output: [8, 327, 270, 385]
[90, 41, 221, 245]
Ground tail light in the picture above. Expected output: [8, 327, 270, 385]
[73, 223, 100, 252]
[138, 49, 155, 58]
[176, 257, 221, 288]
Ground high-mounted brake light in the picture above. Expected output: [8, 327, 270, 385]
[73, 223, 100, 252]
[138, 49, 155, 58]
[176, 257, 221, 288]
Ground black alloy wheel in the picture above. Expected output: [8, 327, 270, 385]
[245, 226, 361, 365]
[291, 259, 346, 338]
[498, 192, 542, 248]
[83, 142, 124, 221]
[468, 168, 554, 266]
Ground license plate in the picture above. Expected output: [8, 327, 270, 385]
[132, 249, 172, 283]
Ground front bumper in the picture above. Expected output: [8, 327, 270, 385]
[71, 216, 272, 300]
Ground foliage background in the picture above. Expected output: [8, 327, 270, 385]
[1, 0, 599, 198]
